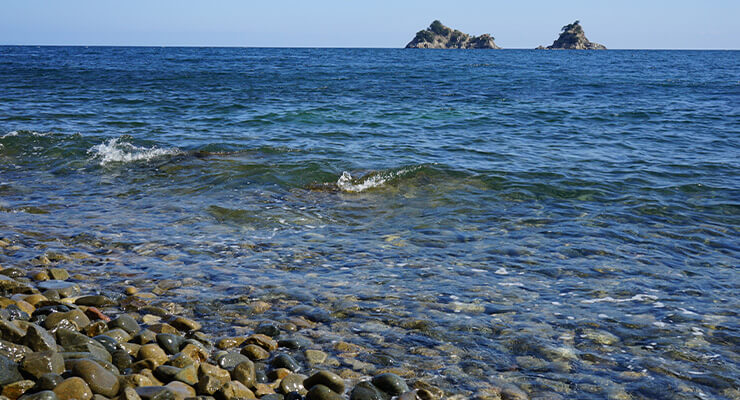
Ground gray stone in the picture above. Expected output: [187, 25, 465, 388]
[371, 373, 408, 396]
[217, 353, 250, 371]
[21, 351, 65, 378]
[0, 339, 33, 362]
[108, 314, 140, 335]
[71, 359, 120, 397]
[306, 385, 342, 400]
[36, 281, 80, 298]
[156, 334, 184, 355]
[0, 354, 23, 385]
[231, 360, 255, 388]
[22, 323, 57, 352]
[304, 371, 345, 394]
[270, 353, 300, 372]
[19, 390, 58, 400]
[349, 382, 388, 400]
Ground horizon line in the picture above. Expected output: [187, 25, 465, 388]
[2, 44, 739, 51]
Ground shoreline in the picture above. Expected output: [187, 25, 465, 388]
[0, 236, 456, 400]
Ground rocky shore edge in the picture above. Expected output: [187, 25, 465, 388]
[0, 241, 444, 400]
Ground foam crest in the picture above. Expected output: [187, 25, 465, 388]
[88, 137, 183, 166]
[336, 166, 422, 193]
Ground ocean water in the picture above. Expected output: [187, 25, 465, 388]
[1, 47, 739, 398]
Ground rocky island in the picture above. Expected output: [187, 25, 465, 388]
[405, 20, 501, 49]
[538, 20, 606, 50]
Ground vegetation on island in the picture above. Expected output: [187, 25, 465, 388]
[406, 20, 501, 49]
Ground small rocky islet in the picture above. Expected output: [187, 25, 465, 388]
[0, 253, 442, 400]
[536, 21, 606, 50]
[405, 21, 501, 49]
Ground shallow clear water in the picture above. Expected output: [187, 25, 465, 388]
[1, 47, 739, 399]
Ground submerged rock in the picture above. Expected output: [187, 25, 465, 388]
[538, 21, 606, 50]
[406, 20, 501, 49]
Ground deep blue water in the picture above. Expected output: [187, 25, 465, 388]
[1, 47, 739, 399]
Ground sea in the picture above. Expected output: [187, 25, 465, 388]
[1, 46, 738, 399]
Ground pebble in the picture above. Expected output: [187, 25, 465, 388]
[217, 352, 251, 371]
[241, 344, 270, 361]
[139, 344, 169, 367]
[109, 315, 141, 335]
[232, 360, 256, 388]
[280, 373, 307, 395]
[306, 384, 343, 400]
[304, 371, 346, 394]
[18, 390, 58, 400]
[156, 334, 184, 355]
[71, 359, 120, 397]
[270, 353, 300, 372]
[53, 377, 93, 400]
[196, 363, 230, 395]
[304, 349, 328, 364]
[169, 317, 201, 332]
[245, 334, 277, 351]
[3, 379, 35, 399]
[371, 373, 409, 396]
[349, 381, 387, 400]
[218, 380, 256, 400]
[20, 351, 65, 378]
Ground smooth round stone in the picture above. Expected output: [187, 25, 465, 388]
[304, 371, 345, 394]
[108, 315, 141, 335]
[232, 360, 256, 388]
[349, 381, 388, 400]
[169, 317, 201, 332]
[218, 353, 250, 371]
[138, 344, 168, 366]
[21, 350, 65, 378]
[262, 395, 285, 400]
[44, 309, 91, 330]
[134, 386, 176, 400]
[75, 296, 113, 307]
[245, 334, 277, 352]
[2, 379, 35, 399]
[0, 268, 25, 278]
[371, 374, 409, 396]
[23, 324, 57, 352]
[197, 363, 231, 396]
[53, 377, 93, 400]
[0, 353, 24, 384]
[280, 373, 307, 395]
[105, 328, 132, 343]
[306, 385, 342, 400]
[254, 323, 280, 337]
[19, 390, 58, 400]
[0, 320, 26, 342]
[270, 353, 300, 372]
[37, 281, 80, 298]
[156, 334, 184, 355]
[48, 268, 70, 281]
[304, 350, 327, 365]
[255, 369, 268, 384]
[164, 381, 196, 399]
[112, 350, 133, 371]
[241, 344, 270, 361]
[35, 373, 65, 391]
[93, 336, 122, 354]
[218, 380, 255, 400]
[71, 359, 120, 397]
[132, 330, 157, 345]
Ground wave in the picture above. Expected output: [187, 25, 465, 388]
[336, 165, 426, 193]
[87, 137, 183, 166]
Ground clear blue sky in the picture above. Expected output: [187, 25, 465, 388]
[2, 0, 739, 49]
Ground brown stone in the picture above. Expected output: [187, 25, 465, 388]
[2, 379, 35, 400]
[245, 334, 277, 351]
[218, 381, 256, 400]
[240, 344, 269, 361]
[54, 377, 94, 400]
[138, 344, 168, 366]
[71, 359, 120, 397]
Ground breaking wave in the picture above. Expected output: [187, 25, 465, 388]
[87, 137, 183, 166]
[336, 165, 426, 193]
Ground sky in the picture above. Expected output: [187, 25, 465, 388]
[2, 0, 739, 49]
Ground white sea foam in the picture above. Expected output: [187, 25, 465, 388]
[1, 130, 50, 138]
[88, 138, 182, 166]
[581, 294, 659, 304]
[336, 166, 421, 193]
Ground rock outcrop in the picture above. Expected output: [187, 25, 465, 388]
[406, 20, 501, 49]
[538, 21, 606, 50]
